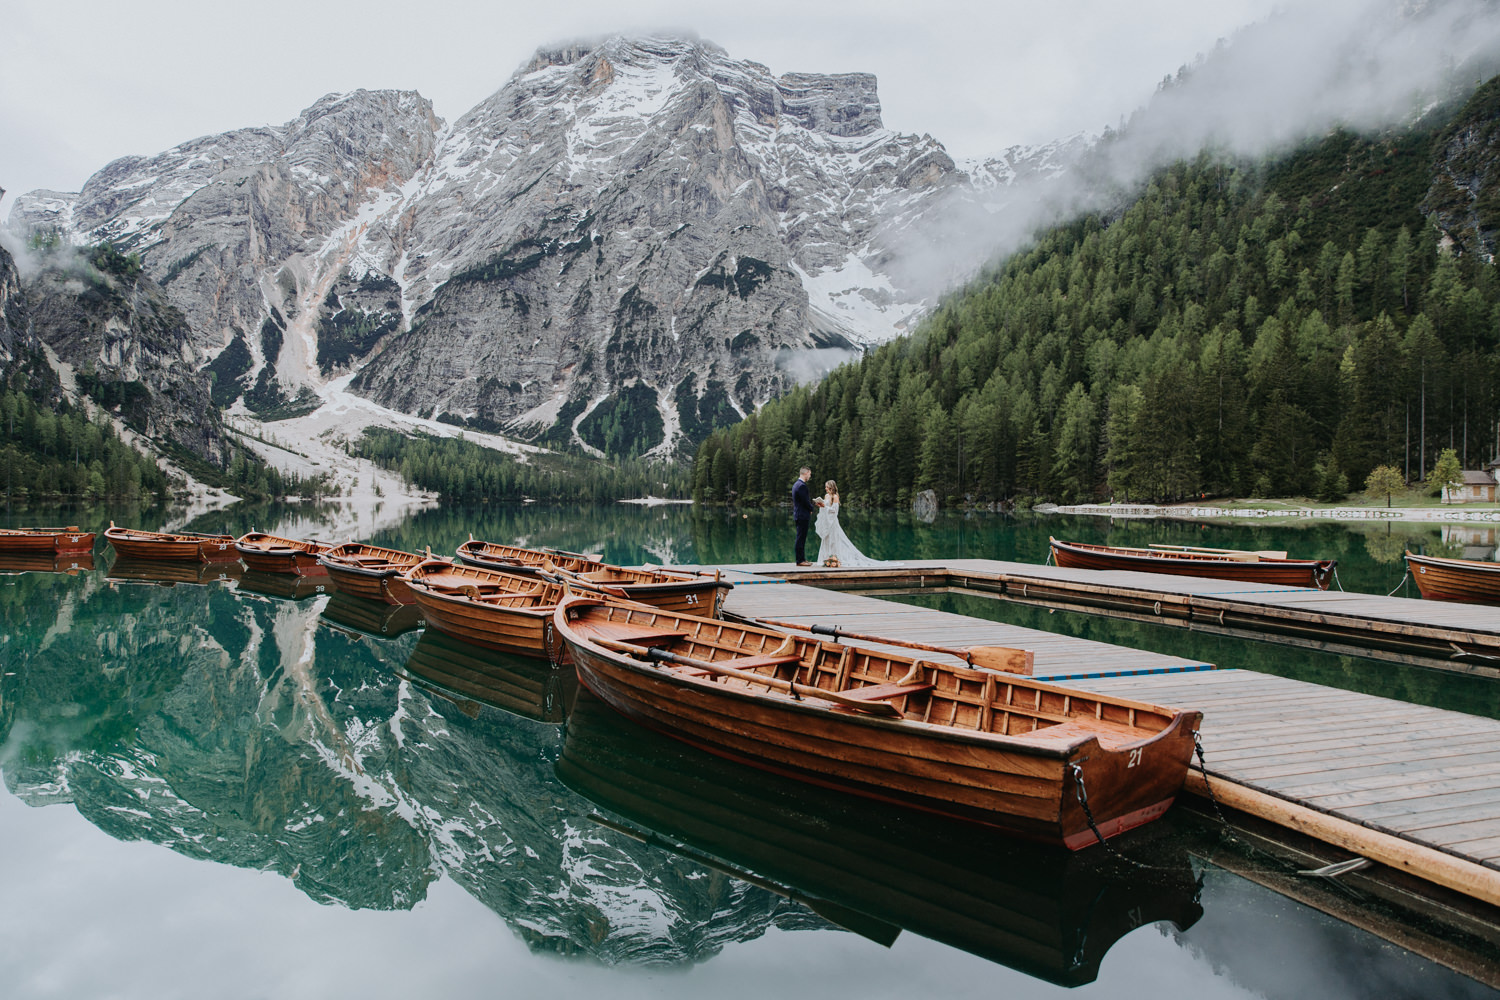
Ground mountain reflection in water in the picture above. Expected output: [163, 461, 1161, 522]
[0, 506, 1497, 997]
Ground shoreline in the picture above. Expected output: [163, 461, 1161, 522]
[1044, 502, 1500, 524]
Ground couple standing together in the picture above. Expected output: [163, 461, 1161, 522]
[791, 467, 877, 567]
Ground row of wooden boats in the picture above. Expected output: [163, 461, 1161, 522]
[88, 521, 1206, 850]
[1050, 535, 1500, 605]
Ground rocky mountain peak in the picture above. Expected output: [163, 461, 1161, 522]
[4, 34, 1080, 461]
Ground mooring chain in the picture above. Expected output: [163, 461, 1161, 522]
[1069, 761, 1148, 868]
[1193, 730, 1232, 831]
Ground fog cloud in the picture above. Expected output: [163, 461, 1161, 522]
[892, 0, 1500, 300]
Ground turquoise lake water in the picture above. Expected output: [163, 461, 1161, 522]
[0, 503, 1495, 999]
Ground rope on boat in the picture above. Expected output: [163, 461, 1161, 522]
[1386, 569, 1410, 598]
[1331, 566, 1345, 592]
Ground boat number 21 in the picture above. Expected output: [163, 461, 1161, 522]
[1127, 748, 1143, 768]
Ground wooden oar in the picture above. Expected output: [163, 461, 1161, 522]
[593, 638, 902, 717]
[539, 559, 631, 598]
[1147, 543, 1287, 560]
[748, 617, 1032, 675]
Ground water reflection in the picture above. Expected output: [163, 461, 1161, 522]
[319, 591, 426, 640]
[400, 630, 573, 723]
[0, 504, 1498, 996]
[558, 688, 1204, 986]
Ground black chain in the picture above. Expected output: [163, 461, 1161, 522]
[1193, 730, 1232, 830]
[1067, 761, 1149, 868]
[1069, 760, 1109, 848]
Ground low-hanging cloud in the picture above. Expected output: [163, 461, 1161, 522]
[888, 0, 1500, 302]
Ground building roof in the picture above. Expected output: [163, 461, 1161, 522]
[1459, 470, 1497, 485]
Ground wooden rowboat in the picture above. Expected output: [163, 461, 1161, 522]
[1405, 550, 1500, 604]
[318, 542, 424, 604]
[456, 537, 600, 576]
[0, 526, 95, 554]
[457, 536, 732, 616]
[1049, 536, 1335, 589]
[105, 522, 237, 562]
[557, 688, 1204, 985]
[554, 594, 1202, 849]
[401, 559, 567, 659]
[234, 532, 332, 575]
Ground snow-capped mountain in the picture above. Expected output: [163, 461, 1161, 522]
[6, 35, 1077, 457]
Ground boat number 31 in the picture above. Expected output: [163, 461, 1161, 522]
[685, 594, 699, 605]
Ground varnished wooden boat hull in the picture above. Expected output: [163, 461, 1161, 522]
[403, 560, 565, 659]
[407, 585, 553, 657]
[1050, 537, 1334, 589]
[319, 543, 422, 604]
[1406, 551, 1500, 604]
[234, 533, 331, 575]
[457, 538, 732, 616]
[0, 528, 94, 554]
[557, 688, 1204, 985]
[556, 597, 1200, 849]
[105, 525, 237, 562]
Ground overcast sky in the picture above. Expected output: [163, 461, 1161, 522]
[1, 0, 1294, 215]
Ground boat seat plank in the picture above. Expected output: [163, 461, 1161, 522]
[840, 681, 935, 702]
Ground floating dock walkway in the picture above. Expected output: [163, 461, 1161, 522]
[706, 559, 1500, 910]
[736, 558, 1500, 674]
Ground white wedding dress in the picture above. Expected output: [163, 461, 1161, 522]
[814, 497, 880, 567]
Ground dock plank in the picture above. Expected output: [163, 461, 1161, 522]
[689, 559, 1500, 893]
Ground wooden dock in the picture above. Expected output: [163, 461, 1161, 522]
[711, 561, 1500, 908]
[727, 558, 1500, 674]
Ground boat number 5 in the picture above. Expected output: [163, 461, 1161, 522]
[1127, 748, 1142, 768]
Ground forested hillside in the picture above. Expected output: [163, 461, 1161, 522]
[693, 78, 1500, 508]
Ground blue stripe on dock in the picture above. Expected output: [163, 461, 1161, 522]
[1047, 662, 1217, 681]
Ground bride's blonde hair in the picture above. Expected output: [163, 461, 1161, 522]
[825, 480, 838, 498]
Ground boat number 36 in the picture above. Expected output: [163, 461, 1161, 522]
[1127, 748, 1143, 768]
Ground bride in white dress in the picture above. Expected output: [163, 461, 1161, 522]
[814, 480, 880, 567]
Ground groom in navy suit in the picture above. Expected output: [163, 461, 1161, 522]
[791, 466, 814, 566]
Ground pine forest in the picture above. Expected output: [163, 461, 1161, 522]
[692, 79, 1500, 509]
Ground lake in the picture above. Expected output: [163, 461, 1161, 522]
[0, 504, 1496, 999]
